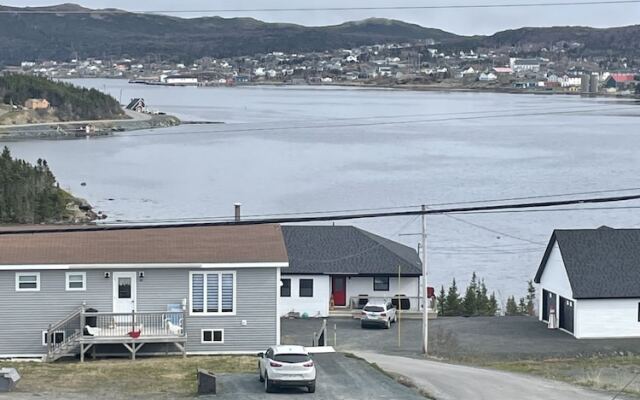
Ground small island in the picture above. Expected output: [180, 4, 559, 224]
[0, 146, 98, 223]
[0, 75, 180, 139]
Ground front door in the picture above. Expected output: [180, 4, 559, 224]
[113, 272, 137, 313]
[332, 276, 347, 307]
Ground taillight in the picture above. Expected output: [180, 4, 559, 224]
[270, 361, 282, 367]
[380, 313, 386, 317]
[303, 361, 314, 367]
[361, 311, 367, 316]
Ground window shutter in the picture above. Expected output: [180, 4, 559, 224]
[192, 274, 204, 313]
[221, 273, 234, 312]
[207, 274, 219, 313]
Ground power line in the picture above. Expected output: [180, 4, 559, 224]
[3, 192, 640, 234]
[1, 1, 639, 14]
[441, 213, 547, 245]
[108, 186, 640, 225]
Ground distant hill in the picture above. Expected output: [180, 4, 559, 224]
[0, 5, 458, 64]
[0, 3, 638, 64]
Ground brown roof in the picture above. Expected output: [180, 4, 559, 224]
[0, 224, 288, 266]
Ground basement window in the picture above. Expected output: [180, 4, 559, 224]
[201, 329, 224, 344]
[42, 330, 65, 346]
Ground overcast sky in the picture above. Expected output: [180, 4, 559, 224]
[4, 0, 640, 35]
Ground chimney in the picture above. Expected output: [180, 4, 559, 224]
[234, 203, 242, 222]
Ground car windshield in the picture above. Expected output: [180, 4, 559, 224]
[364, 306, 385, 312]
[273, 354, 311, 363]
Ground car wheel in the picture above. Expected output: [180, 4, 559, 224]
[264, 373, 275, 393]
[361, 322, 366, 329]
[259, 369, 264, 382]
[308, 381, 316, 393]
[385, 319, 391, 329]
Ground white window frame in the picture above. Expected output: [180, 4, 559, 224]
[200, 329, 225, 344]
[65, 272, 87, 291]
[189, 271, 236, 316]
[16, 272, 40, 292]
[42, 330, 65, 346]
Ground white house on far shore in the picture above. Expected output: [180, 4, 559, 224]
[280, 225, 423, 318]
[534, 227, 640, 338]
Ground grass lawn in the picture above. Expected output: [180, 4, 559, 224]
[483, 356, 640, 397]
[0, 356, 255, 398]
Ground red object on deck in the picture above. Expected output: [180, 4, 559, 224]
[128, 330, 141, 339]
[427, 287, 435, 298]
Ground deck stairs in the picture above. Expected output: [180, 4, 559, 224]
[45, 307, 83, 362]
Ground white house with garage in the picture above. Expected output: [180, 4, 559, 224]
[279, 225, 423, 318]
[534, 227, 640, 338]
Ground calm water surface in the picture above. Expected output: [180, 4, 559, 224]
[3, 79, 640, 299]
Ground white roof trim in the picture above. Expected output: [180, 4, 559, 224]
[0, 262, 288, 271]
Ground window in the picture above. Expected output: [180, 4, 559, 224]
[373, 276, 389, 291]
[42, 330, 65, 346]
[66, 272, 86, 291]
[299, 279, 313, 297]
[16, 273, 40, 291]
[201, 329, 224, 343]
[638, 303, 640, 322]
[280, 278, 291, 297]
[190, 272, 235, 315]
[118, 277, 132, 298]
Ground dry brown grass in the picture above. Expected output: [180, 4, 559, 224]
[0, 355, 255, 398]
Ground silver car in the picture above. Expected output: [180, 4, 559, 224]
[361, 300, 397, 329]
[258, 345, 317, 393]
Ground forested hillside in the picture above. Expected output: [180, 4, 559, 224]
[0, 147, 93, 224]
[0, 75, 124, 121]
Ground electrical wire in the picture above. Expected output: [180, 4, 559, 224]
[441, 214, 547, 245]
[1, 1, 639, 14]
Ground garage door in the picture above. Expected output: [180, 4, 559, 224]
[542, 289, 556, 322]
[559, 296, 574, 333]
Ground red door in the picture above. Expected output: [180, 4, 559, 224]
[332, 276, 347, 307]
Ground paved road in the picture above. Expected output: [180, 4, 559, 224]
[0, 110, 150, 129]
[212, 353, 423, 400]
[355, 352, 631, 400]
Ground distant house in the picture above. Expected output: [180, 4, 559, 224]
[479, 72, 497, 81]
[0, 224, 287, 360]
[534, 227, 640, 338]
[24, 98, 50, 110]
[280, 226, 424, 318]
[125, 98, 145, 112]
[510, 58, 542, 73]
[163, 75, 198, 85]
[603, 73, 636, 90]
[492, 67, 513, 75]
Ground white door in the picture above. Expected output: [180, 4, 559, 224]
[113, 272, 137, 313]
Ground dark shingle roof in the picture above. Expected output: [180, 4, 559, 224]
[282, 225, 422, 276]
[534, 228, 640, 299]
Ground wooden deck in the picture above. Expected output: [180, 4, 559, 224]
[46, 306, 188, 362]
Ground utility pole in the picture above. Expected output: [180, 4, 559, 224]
[421, 204, 428, 354]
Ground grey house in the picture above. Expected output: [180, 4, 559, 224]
[280, 225, 423, 317]
[0, 224, 288, 361]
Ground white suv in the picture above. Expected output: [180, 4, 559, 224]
[361, 300, 397, 329]
[258, 345, 317, 393]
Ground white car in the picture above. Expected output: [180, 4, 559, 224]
[360, 300, 397, 329]
[258, 345, 317, 393]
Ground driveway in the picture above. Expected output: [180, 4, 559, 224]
[283, 316, 640, 360]
[355, 352, 633, 400]
[211, 353, 424, 399]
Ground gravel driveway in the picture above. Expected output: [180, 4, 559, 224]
[283, 316, 640, 360]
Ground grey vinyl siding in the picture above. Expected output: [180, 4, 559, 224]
[0, 267, 278, 357]
[0, 270, 112, 356]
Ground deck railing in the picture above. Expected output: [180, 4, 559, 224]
[82, 310, 187, 339]
[46, 306, 83, 359]
[347, 295, 435, 312]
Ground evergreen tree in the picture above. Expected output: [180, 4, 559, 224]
[476, 279, 490, 315]
[462, 273, 478, 316]
[444, 278, 462, 316]
[437, 285, 446, 316]
[487, 292, 499, 316]
[518, 297, 527, 315]
[526, 280, 536, 316]
[505, 296, 519, 316]
[0, 146, 70, 223]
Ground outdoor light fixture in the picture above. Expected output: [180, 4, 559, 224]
[104, 272, 110, 279]
[139, 271, 145, 280]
